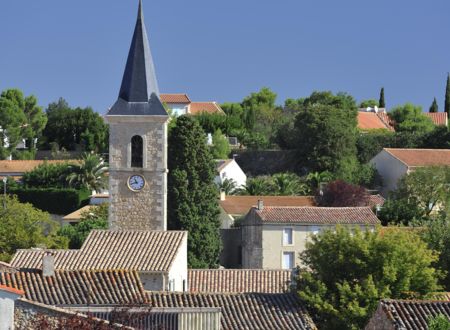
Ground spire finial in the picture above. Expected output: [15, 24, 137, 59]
[138, 0, 143, 19]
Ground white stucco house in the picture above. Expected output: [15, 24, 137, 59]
[0, 284, 23, 330]
[160, 94, 225, 117]
[241, 204, 380, 269]
[215, 159, 247, 192]
[370, 148, 450, 196]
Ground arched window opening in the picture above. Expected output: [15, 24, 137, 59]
[131, 135, 143, 168]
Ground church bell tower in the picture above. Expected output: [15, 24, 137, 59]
[105, 0, 169, 231]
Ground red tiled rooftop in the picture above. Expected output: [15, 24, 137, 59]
[254, 206, 380, 225]
[160, 93, 191, 104]
[0, 160, 77, 174]
[220, 196, 316, 215]
[0, 284, 24, 296]
[358, 112, 393, 131]
[424, 112, 448, 126]
[384, 148, 450, 167]
[189, 102, 225, 115]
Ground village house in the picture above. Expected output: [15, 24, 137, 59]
[160, 93, 225, 117]
[0, 159, 74, 180]
[241, 205, 380, 269]
[370, 148, 450, 195]
[365, 298, 450, 330]
[11, 230, 188, 292]
[215, 159, 247, 193]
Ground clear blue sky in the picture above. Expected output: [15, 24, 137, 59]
[1, 0, 449, 114]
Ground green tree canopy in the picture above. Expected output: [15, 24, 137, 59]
[58, 203, 108, 249]
[210, 129, 230, 159]
[0, 89, 46, 159]
[379, 87, 385, 108]
[42, 98, 108, 152]
[67, 153, 108, 193]
[389, 103, 435, 133]
[359, 99, 378, 108]
[428, 314, 450, 330]
[0, 196, 68, 261]
[168, 116, 221, 268]
[430, 97, 439, 113]
[298, 227, 441, 330]
[22, 161, 72, 188]
[293, 98, 359, 180]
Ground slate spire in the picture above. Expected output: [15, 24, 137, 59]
[108, 0, 167, 116]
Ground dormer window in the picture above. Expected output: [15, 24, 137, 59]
[131, 135, 143, 168]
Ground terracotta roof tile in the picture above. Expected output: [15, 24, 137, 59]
[188, 269, 292, 293]
[62, 205, 95, 221]
[0, 270, 147, 306]
[384, 148, 450, 167]
[160, 93, 191, 104]
[0, 283, 24, 295]
[358, 112, 394, 131]
[11, 230, 187, 272]
[147, 291, 317, 330]
[0, 261, 17, 273]
[0, 160, 77, 175]
[189, 102, 225, 115]
[220, 196, 316, 215]
[377, 299, 450, 330]
[368, 194, 385, 207]
[425, 112, 448, 126]
[253, 206, 380, 225]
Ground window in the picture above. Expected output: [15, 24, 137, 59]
[283, 228, 293, 245]
[131, 135, 143, 168]
[310, 226, 321, 235]
[282, 252, 295, 269]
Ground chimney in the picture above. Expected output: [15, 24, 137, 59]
[257, 199, 264, 211]
[42, 252, 55, 277]
[220, 190, 226, 201]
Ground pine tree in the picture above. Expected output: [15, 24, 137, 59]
[379, 87, 385, 108]
[429, 97, 438, 113]
[445, 74, 450, 114]
[168, 116, 221, 268]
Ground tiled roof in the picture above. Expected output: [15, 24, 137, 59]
[0, 160, 76, 174]
[62, 205, 95, 221]
[377, 112, 395, 130]
[253, 206, 380, 225]
[11, 249, 79, 270]
[147, 292, 317, 330]
[160, 93, 191, 104]
[425, 112, 448, 126]
[188, 269, 292, 293]
[369, 194, 385, 207]
[215, 159, 234, 172]
[377, 299, 450, 330]
[358, 112, 393, 131]
[189, 102, 225, 115]
[0, 284, 24, 295]
[0, 261, 17, 273]
[384, 148, 450, 167]
[0, 269, 147, 306]
[11, 230, 187, 272]
[220, 196, 316, 215]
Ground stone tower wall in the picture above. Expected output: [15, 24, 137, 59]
[107, 116, 168, 231]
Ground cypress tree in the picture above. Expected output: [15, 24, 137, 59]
[429, 97, 438, 113]
[379, 87, 385, 108]
[445, 74, 450, 114]
[168, 115, 221, 268]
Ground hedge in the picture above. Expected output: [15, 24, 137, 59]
[9, 187, 91, 215]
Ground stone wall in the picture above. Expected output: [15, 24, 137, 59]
[364, 304, 395, 330]
[107, 116, 168, 231]
[220, 228, 242, 268]
[233, 150, 300, 176]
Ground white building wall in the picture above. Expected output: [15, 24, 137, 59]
[0, 290, 21, 330]
[261, 224, 376, 269]
[370, 150, 408, 196]
[215, 160, 247, 190]
[165, 103, 188, 117]
[168, 235, 188, 292]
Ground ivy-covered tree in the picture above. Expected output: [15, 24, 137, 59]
[430, 97, 439, 113]
[297, 227, 441, 330]
[379, 87, 385, 108]
[0, 196, 68, 261]
[168, 116, 221, 268]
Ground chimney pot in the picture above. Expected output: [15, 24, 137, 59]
[42, 252, 55, 277]
[257, 199, 264, 210]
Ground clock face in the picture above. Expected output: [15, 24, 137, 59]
[128, 175, 145, 191]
